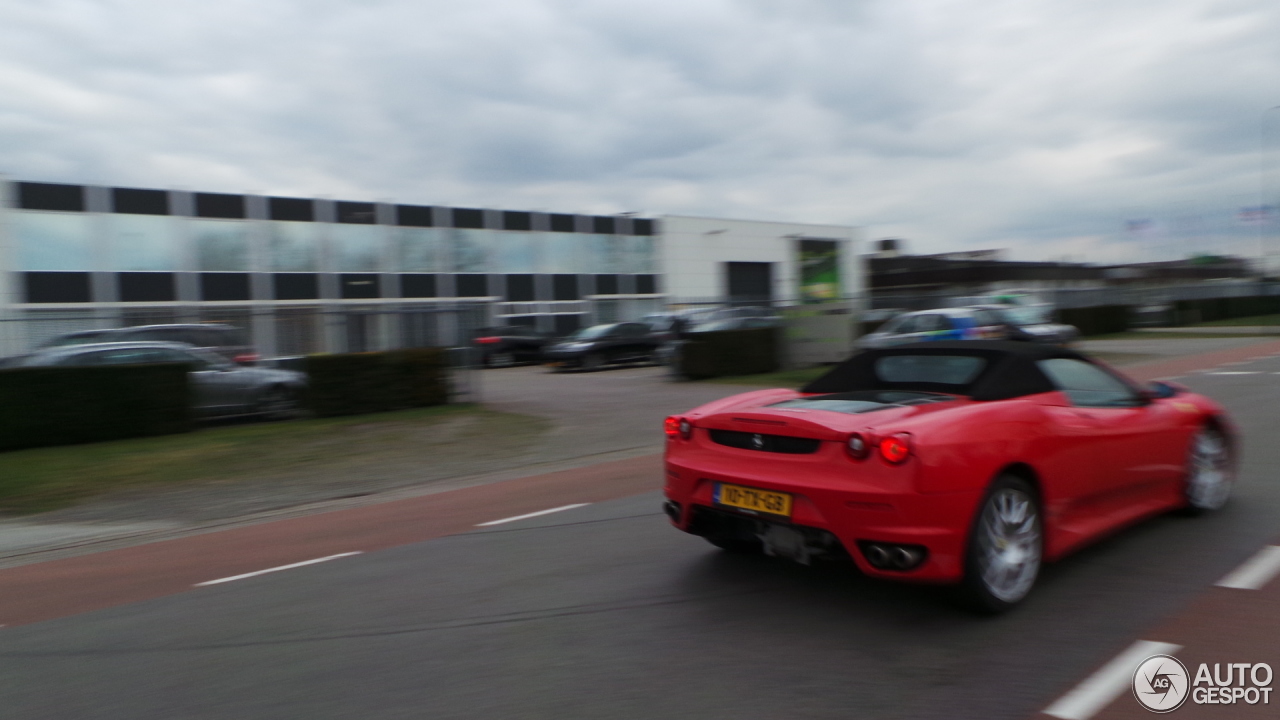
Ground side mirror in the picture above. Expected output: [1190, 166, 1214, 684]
[1144, 381, 1181, 399]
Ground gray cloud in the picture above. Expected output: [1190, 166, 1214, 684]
[0, 0, 1278, 262]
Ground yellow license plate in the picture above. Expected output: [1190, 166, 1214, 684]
[714, 483, 792, 517]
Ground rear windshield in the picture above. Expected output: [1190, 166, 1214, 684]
[771, 390, 954, 414]
[44, 331, 112, 347]
[874, 354, 986, 385]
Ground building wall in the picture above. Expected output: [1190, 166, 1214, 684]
[0, 180, 666, 355]
[658, 215, 862, 303]
[0, 180, 867, 356]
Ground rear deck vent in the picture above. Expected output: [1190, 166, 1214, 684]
[709, 430, 820, 454]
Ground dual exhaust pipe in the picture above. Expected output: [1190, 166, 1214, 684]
[861, 542, 927, 571]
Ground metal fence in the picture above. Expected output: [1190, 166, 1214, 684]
[870, 281, 1280, 312]
[0, 304, 500, 403]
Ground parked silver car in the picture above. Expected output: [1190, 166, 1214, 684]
[39, 324, 258, 364]
[6, 342, 306, 419]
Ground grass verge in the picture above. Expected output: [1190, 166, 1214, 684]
[1194, 314, 1280, 327]
[1082, 331, 1279, 340]
[0, 404, 547, 516]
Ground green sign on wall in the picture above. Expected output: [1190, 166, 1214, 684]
[798, 239, 841, 303]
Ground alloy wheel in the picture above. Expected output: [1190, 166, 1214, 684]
[1186, 428, 1231, 511]
[974, 487, 1041, 604]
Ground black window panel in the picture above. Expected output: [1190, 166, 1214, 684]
[396, 204, 434, 227]
[594, 274, 618, 295]
[17, 182, 85, 212]
[340, 274, 381, 299]
[273, 273, 319, 300]
[506, 274, 535, 301]
[200, 273, 251, 301]
[336, 201, 376, 224]
[400, 273, 437, 298]
[502, 211, 532, 231]
[632, 218, 654, 236]
[549, 214, 577, 233]
[268, 197, 314, 222]
[195, 192, 246, 219]
[592, 216, 616, 234]
[506, 315, 538, 328]
[451, 208, 484, 229]
[636, 274, 657, 294]
[552, 274, 580, 300]
[553, 314, 582, 336]
[119, 273, 176, 302]
[23, 272, 91, 303]
[454, 274, 489, 297]
[726, 262, 773, 302]
[112, 188, 169, 215]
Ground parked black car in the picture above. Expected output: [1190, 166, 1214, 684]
[40, 324, 258, 364]
[471, 326, 555, 367]
[542, 322, 662, 371]
[7, 341, 306, 419]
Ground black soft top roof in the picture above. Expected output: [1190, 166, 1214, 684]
[802, 340, 1087, 401]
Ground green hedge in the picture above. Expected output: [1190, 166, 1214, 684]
[305, 348, 450, 417]
[0, 363, 193, 452]
[1056, 305, 1131, 337]
[1171, 295, 1280, 325]
[679, 328, 780, 379]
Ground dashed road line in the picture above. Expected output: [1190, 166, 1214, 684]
[476, 503, 591, 527]
[1216, 545, 1280, 590]
[1206, 371, 1261, 375]
[1042, 640, 1182, 720]
[194, 552, 364, 587]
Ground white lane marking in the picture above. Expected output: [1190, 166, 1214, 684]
[1043, 640, 1181, 720]
[476, 503, 590, 527]
[1217, 545, 1280, 590]
[1207, 371, 1260, 375]
[194, 552, 363, 587]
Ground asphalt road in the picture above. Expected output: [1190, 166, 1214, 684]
[2, 348, 1280, 719]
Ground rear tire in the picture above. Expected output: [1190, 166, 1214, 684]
[959, 475, 1042, 613]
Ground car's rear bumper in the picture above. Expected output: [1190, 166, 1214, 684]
[663, 455, 982, 583]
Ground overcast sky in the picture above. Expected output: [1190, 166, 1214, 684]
[1, 0, 1278, 262]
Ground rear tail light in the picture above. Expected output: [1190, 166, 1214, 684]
[846, 432, 870, 460]
[475, 336, 502, 344]
[664, 415, 692, 440]
[233, 353, 259, 364]
[879, 433, 911, 464]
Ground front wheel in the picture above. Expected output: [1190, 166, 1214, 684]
[256, 386, 299, 421]
[1184, 425, 1233, 513]
[960, 475, 1042, 613]
[581, 353, 605, 371]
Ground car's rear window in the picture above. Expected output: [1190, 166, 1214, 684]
[874, 354, 986, 385]
[771, 390, 954, 414]
[45, 332, 111, 347]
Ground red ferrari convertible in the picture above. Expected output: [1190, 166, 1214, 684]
[662, 341, 1235, 611]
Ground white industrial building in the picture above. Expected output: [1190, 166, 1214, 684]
[0, 178, 861, 357]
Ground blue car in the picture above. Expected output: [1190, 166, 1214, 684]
[858, 306, 1078, 349]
